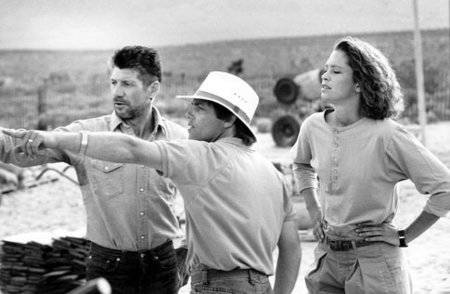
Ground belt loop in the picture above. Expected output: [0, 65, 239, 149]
[202, 269, 209, 286]
[247, 269, 255, 285]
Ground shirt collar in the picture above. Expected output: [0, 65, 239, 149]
[217, 137, 255, 150]
[109, 107, 167, 136]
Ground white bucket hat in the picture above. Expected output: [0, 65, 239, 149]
[176, 71, 259, 140]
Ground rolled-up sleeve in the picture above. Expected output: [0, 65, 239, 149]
[292, 118, 318, 193]
[293, 163, 318, 193]
[282, 178, 296, 222]
[154, 140, 221, 186]
[386, 126, 450, 217]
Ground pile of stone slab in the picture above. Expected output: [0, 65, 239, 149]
[0, 236, 89, 294]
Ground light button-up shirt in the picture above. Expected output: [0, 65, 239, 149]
[0, 107, 188, 251]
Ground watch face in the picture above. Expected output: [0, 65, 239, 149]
[398, 232, 407, 247]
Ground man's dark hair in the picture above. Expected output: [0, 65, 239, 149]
[209, 101, 256, 146]
[111, 46, 162, 87]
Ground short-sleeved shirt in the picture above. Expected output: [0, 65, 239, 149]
[293, 111, 450, 236]
[155, 137, 295, 275]
[0, 108, 188, 251]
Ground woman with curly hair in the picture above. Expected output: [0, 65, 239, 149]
[293, 36, 450, 293]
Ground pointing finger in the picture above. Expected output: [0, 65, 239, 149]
[2, 128, 26, 138]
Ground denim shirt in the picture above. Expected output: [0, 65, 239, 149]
[0, 107, 188, 251]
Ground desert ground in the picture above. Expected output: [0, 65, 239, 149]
[0, 122, 449, 293]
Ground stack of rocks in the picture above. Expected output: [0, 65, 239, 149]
[0, 236, 89, 294]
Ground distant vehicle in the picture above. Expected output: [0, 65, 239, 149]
[271, 69, 325, 147]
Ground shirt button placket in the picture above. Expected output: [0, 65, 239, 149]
[331, 129, 339, 191]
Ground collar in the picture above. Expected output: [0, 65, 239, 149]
[109, 107, 167, 136]
[216, 137, 255, 151]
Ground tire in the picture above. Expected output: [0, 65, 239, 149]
[271, 115, 301, 147]
[273, 78, 299, 105]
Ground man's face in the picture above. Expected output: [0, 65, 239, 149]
[110, 67, 154, 120]
[185, 99, 226, 142]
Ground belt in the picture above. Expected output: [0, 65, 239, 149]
[89, 239, 173, 258]
[325, 237, 373, 251]
[191, 267, 268, 284]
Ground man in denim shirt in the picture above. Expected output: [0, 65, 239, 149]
[7, 72, 302, 294]
[0, 46, 187, 294]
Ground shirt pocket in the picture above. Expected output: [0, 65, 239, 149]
[89, 160, 125, 198]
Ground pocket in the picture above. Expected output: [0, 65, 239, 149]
[358, 255, 395, 293]
[305, 244, 328, 290]
[90, 160, 124, 198]
[158, 251, 178, 270]
[308, 244, 328, 276]
[87, 254, 120, 273]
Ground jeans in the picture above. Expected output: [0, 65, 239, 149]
[86, 240, 179, 294]
[190, 264, 272, 294]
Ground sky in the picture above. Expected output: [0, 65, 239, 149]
[0, 0, 449, 49]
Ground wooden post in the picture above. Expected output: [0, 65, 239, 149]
[412, 0, 427, 145]
[37, 78, 49, 130]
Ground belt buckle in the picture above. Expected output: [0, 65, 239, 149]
[327, 238, 353, 251]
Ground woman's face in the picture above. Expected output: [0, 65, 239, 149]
[320, 50, 360, 103]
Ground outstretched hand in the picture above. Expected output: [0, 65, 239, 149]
[2, 129, 50, 158]
[355, 222, 400, 246]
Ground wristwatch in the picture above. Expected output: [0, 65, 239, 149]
[398, 230, 408, 247]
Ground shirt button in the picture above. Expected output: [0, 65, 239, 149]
[154, 256, 159, 260]
[139, 188, 144, 192]
[140, 253, 145, 258]
[104, 166, 109, 171]
[139, 211, 145, 216]
[116, 257, 121, 262]
[140, 235, 145, 240]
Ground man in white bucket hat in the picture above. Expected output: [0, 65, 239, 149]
[4, 71, 301, 294]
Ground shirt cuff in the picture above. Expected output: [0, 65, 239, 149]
[293, 165, 317, 193]
[424, 197, 450, 217]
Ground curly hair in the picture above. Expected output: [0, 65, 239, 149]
[111, 46, 162, 87]
[334, 37, 404, 119]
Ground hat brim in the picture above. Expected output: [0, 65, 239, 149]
[176, 94, 257, 141]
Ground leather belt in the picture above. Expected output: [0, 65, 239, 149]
[325, 237, 373, 251]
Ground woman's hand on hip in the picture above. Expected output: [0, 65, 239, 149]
[355, 223, 399, 246]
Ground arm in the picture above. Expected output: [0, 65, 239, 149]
[357, 209, 439, 246]
[300, 186, 324, 241]
[273, 220, 301, 294]
[293, 163, 324, 241]
[404, 210, 439, 244]
[3, 130, 164, 170]
[0, 130, 61, 167]
[357, 125, 449, 246]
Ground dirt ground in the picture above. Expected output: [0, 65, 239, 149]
[1, 122, 450, 293]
